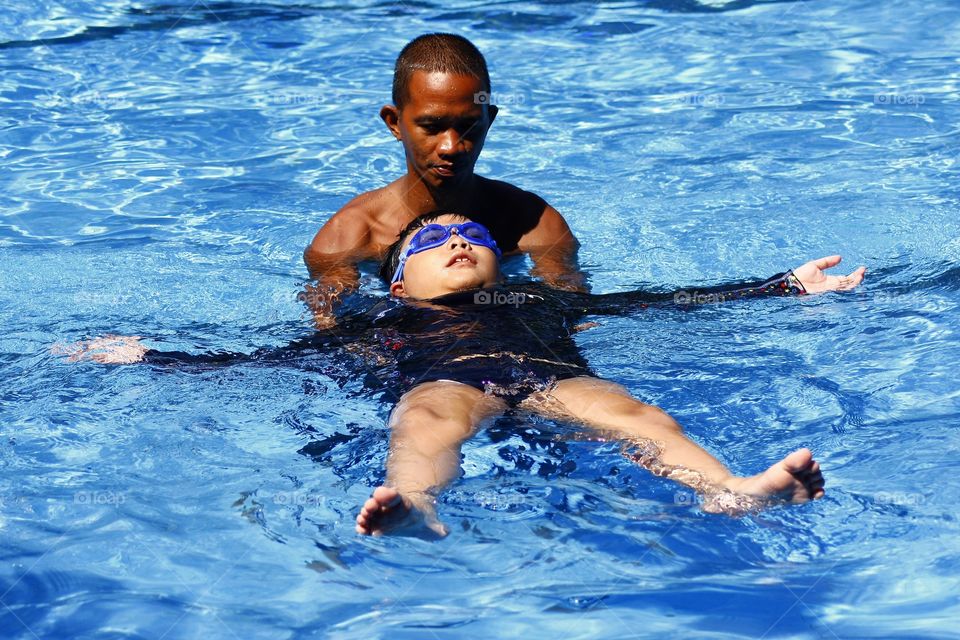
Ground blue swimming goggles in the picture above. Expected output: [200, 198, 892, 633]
[391, 222, 502, 284]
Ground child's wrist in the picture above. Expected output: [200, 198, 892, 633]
[785, 269, 807, 295]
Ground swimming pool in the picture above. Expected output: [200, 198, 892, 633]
[2, 0, 959, 637]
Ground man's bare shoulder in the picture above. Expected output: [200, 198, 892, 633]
[475, 176, 575, 249]
[477, 176, 548, 212]
[305, 178, 422, 272]
[305, 203, 370, 264]
[307, 186, 398, 252]
[337, 185, 397, 221]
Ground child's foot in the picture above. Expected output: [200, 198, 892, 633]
[725, 448, 825, 503]
[355, 486, 448, 539]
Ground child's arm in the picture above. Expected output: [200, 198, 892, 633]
[54, 335, 153, 364]
[58, 331, 350, 367]
[57, 296, 389, 366]
[57, 335, 299, 367]
[575, 255, 864, 314]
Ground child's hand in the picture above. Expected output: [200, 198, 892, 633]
[792, 255, 866, 293]
[53, 335, 148, 364]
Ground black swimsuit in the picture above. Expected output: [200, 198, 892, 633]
[143, 272, 805, 403]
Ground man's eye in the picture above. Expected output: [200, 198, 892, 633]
[457, 122, 480, 136]
[421, 124, 444, 134]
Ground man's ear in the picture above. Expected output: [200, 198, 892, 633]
[389, 281, 407, 298]
[380, 105, 402, 141]
[486, 104, 498, 126]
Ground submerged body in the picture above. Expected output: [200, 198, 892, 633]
[142, 274, 803, 404]
[365, 275, 804, 398]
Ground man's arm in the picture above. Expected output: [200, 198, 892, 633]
[304, 206, 375, 278]
[517, 204, 588, 292]
[303, 206, 375, 328]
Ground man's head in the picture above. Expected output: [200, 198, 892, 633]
[391, 33, 491, 110]
[381, 212, 502, 299]
[381, 34, 498, 191]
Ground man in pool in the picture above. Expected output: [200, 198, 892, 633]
[302, 33, 866, 326]
[354, 212, 836, 538]
[303, 33, 580, 326]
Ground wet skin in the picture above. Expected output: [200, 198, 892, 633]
[388, 214, 501, 300]
[303, 71, 580, 307]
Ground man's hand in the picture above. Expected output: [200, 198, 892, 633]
[301, 251, 364, 329]
[299, 282, 344, 330]
[793, 255, 866, 294]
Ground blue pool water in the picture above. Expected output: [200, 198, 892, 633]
[2, 0, 960, 637]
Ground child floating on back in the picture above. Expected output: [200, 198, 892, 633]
[354, 212, 837, 537]
[63, 213, 867, 538]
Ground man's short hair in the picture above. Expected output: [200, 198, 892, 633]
[392, 33, 491, 109]
[379, 211, 470, 283]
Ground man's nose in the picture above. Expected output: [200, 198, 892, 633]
[437, 129, 465, 155]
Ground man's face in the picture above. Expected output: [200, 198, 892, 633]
[387, 72, 496, 190]
[390, 214, 501, 299]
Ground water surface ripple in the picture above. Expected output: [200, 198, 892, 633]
[2, 0, 959, 638]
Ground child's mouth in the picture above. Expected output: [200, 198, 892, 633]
[446, 252, 476, 267]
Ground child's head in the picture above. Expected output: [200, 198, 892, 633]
[380, 212, 502, 299]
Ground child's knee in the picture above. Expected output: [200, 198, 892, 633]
[390, 402, 475, 438]
[640, 405, 684, 434]
[392, 403, 445, 428]
[611, 401, 683, 434]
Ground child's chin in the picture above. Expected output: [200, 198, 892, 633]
[446, 274, 487, 289]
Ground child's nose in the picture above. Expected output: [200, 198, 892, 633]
[448, 229, 471, 249]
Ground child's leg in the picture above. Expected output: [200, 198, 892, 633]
[543, 377, 824, 507]
[356, 380, 505, 538]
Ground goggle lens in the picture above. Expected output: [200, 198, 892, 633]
[413, 225, 449, 248]
[391, 221, 501, 284]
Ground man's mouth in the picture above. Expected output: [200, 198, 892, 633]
[446, 252, 476, 267]
[430, 163, 462, 178]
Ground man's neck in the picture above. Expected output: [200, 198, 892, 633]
[399, 172, 482, 214]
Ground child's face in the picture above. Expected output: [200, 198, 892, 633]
[390, 214, 501, 299]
